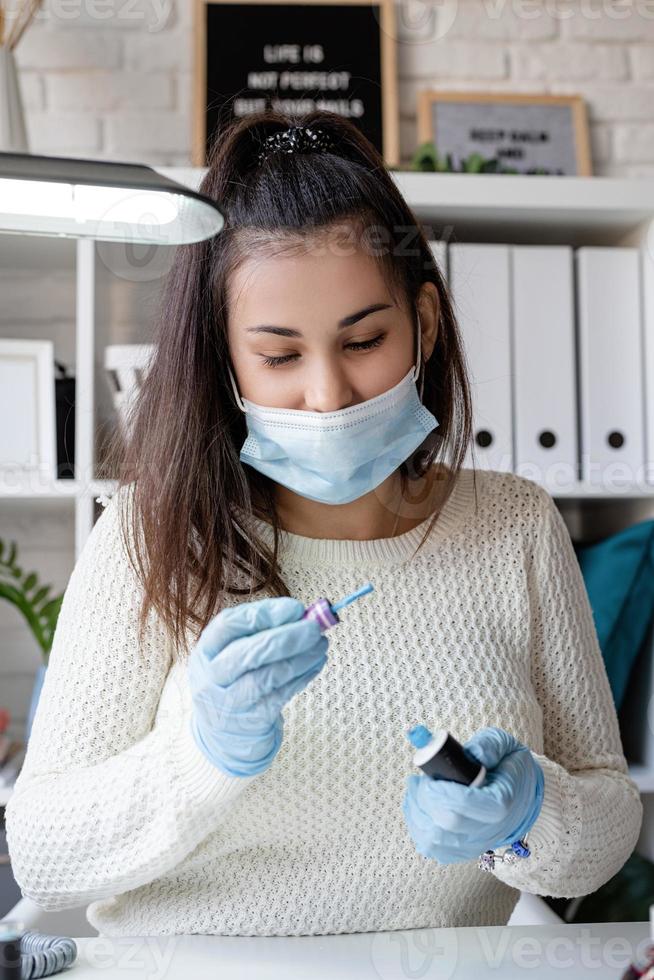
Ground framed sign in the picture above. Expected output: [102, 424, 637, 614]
[193, 0, 399, 168]
[0, 339, 57, 488]
[417, 91, 592, 176]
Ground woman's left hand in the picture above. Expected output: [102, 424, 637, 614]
[402, 726, 545, 864]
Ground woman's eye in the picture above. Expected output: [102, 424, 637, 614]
[261, 333, 385, 368]
[261, 352, 296, 368]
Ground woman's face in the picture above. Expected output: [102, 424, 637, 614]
[226, 241, 419, 411]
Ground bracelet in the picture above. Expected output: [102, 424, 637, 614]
[478, 832, 531, 872]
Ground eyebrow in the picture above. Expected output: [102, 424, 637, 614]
[245, 302, 393, 337]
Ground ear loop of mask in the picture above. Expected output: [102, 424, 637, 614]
[227, 311, 426, 413]
[415, 311, 425, 401]
[228, 360, 247, 413]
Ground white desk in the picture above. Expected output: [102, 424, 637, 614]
[65, 921, 651, 979]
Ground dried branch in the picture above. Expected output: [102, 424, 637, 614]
[5, 0, 43, 51]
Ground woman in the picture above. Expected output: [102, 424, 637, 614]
[5, 110, 642, 937]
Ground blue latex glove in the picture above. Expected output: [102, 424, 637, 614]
[188, 596, 329, 777]
[402, 726, 544, 864]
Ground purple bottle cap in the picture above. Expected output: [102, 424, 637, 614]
[302, 597, 340, 632]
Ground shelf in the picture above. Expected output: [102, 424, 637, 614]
[154, 168, 654, 246]
[544, 482, 654, 500]
[392, 172, 654, 245]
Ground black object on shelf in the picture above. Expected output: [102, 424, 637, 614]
[54, 360, 75, 480]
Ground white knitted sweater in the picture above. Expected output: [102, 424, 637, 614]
[6, 468, 643, 937]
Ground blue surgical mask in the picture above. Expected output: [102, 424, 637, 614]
[227, 315, 439, 505]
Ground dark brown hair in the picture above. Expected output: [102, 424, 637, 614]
[101, 109, 477, 662]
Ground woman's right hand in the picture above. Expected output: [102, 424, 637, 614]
[188, 596, 329, 777]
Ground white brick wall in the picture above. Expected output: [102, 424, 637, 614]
[9, 0, 654, 172]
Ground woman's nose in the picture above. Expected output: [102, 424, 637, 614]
[302, 364, 354, 413]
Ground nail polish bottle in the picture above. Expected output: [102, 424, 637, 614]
[301, 582, 374, 632]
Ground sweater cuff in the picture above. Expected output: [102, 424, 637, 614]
[170, 715, 259, 811]
[489, 753, 572, 894]
[523, 753, 564, 851]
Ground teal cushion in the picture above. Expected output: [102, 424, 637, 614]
[573, 519, 654, 710]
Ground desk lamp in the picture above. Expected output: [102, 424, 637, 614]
[0, 151, 223, 245]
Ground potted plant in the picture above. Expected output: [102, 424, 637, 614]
[402, 141, 552, 175]
[0, 536, 64, 741]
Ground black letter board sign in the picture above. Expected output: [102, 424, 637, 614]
[193, 0, 399, 168]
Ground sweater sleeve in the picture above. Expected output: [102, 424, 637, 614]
[489, 483, 643, 899]
[5, 486, 256, 911]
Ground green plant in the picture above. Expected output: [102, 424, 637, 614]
[404, 141, 552, 175]
[0, 537, 64, 664]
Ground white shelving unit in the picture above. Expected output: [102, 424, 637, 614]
[2, 171, 654, 835]
[2, 168, 653, 536]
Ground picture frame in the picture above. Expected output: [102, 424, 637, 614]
[193, 0, 400, 169]
[417, 91, 592, 176]
[0, 339, 57, 489]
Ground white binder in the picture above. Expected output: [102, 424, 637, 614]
[448, 244, 513, 472]
[511, 245, 578, 489]
[427, 240, 448, 280]
[643, 247, 654, 484]
[576, 246, 645, 488]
